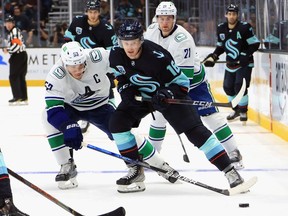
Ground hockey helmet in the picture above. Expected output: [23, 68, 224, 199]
[155, 1, 177, 17]
[61, 42, 87, 66]
[226, 4, 239, 13]
[5, 15, 15, 23]
[86, 0, 100, 11]
[117, 19, 144, 41]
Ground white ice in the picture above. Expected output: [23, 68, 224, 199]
[1, 87, 288, 216]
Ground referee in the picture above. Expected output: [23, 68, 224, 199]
[3, 15, 28, 106]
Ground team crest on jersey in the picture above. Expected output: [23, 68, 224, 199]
[76, 27, 83, 35]
[52, 66, 66, 79]
[89, 50, 102, 63]
[175, 33, 187, 42]
[220, 33, 225, 41]
[116, 66, 126, 74]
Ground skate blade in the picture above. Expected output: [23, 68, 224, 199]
[117, 182, 146, 193]
[229, 176, 258, 195]
[58, 177, 78, 189]
[241, 121, 247, 126]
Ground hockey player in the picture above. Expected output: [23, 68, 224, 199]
[144, 1, 243, 169]
[109, 19, 247, 193]
[203, 4, 260, 123]
[64, 0, 118, 133]
[43, 41, 176, 190]
[0, 148, 29, 215]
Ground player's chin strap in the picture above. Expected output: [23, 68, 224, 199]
[82, 142, 257, 196]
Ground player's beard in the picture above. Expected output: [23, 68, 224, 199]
[227, 17, 238, 26]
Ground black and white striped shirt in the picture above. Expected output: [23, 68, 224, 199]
[7, 26, 26, 54]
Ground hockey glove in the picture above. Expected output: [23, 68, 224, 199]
[239, 52, 250, 67]
[60, 121, 83, 150]
[152, 88, 174, 112]
[118, 83, 142, 107]
[203, 53, 218, 67]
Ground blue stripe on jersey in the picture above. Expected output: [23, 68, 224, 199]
[247, 35, 260, 44]
[0, 153, 8, 175]
[112, 131, 137, 151]
[199, 135, 224, 160]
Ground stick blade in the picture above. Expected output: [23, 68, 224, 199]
[231, 78, 246, 108]
[98, 207, 126, 216]
[228, 176, 258, 196]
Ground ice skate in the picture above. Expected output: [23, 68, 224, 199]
[55, 158, 78, 189]
[225, 167, 244, 188]
[157, 162, 179, 183]
[229, 149, 244, 170]
[18, 99, 28, 106]
[240, 112, 247, 125]
[0, 198, 29, 216]
[226, 109, 240, 121]
[117, 164, 145, 193]
[79, 120, 90, 133]
[8, 99, 20, 106]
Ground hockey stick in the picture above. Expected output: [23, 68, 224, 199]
[7, 168, 125, 216]
[135, 78, 246, 108]
[82, 143, 257, 196]
[177, 133, 190, 163]
[201, 60, 240, 64]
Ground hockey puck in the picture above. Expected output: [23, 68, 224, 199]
[239, 203, 249, 208]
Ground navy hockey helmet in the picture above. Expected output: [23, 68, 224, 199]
[117, 19, 144, 41]
[226, 4, 239, 13]
[86, 0, 100, 11]
[5, 15, 15, 23]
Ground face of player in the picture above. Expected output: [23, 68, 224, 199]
[121, 39, 142, 59]
[87, 9, 100, 25]
[66, 63, 86, 80]
[157, 15, 175, 36]
[226, 12, 238, 26]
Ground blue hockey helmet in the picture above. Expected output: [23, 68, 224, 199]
[86, 0, 100, 11]
[117, 19, 144, 41]
[226, 4, 239, 13]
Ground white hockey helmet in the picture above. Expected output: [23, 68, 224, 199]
[155, 1, 177, 19]
[61, 41, 86, 66]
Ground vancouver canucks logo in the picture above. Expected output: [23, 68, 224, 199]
[153, 51, 164, 58]
[175, 33, 187, 42]
[73, 91, 95, 103]
[52, 67, 66, 79]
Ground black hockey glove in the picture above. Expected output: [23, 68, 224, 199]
[60, 121, 83, 150]
[118, 83, 142, 107]
[239, 52, 250, 67]
[203, 53, 219, 67]
[152, 88, 174, 112]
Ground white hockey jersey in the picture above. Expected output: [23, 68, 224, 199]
[144, 23, 205, 89]
[45, 47, 111, 111]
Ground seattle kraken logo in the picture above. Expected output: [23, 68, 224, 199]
[225, 39, 239, 59]
[130, 75, 160, 93]
[80, 37, 96, 48]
